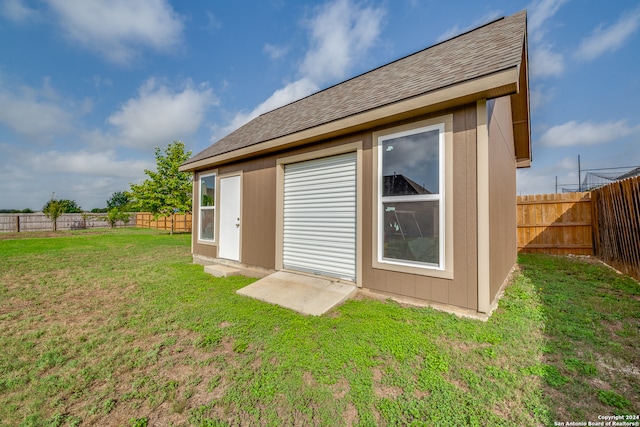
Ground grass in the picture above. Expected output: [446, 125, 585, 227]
[0, 229, 638, 426]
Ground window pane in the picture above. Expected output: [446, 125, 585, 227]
[201, 176, 215, 207]
[382, 129, 439, 196]
[200, 208, 214, 241]
[383, 201, 439, 265]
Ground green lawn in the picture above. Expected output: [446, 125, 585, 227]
[0, 229, 638, 426]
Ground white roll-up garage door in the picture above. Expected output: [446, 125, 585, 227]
[283, 152, 356, 282]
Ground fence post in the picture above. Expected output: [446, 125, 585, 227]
[15, 215, 20, 232]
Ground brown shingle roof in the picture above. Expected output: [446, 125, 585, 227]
[184, 10, 527, 167]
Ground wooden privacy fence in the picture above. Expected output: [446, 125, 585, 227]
[135, 212, 192, 233]
[591, 176, 640, 281]
[517, 192, 593, 255]
[0, 213, 135, 232]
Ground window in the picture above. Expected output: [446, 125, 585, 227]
[378, 123, 444, 269]
[199, 173, 216, 241]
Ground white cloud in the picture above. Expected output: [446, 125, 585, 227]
[205, 11, 222, 30]
[575, 7, 640, 61]
[0, 78, 74, 140]
[528, 0, 569, 44]
[45, 0, 184, 64]
[212, 78, 318, 141]
[516, 158, 577, 195]
[538, 120, 640, 147]
[529, 85, 555, 112]
[300, 0, 385, 84]
[435, 9, 503, 43]
[107, 78, 217, 150]
[0, 143, 152, 210]
[217, 0, 385, 141]
[529, 44, 564, 79]
[0, 0, 39, 23]
[526, 0, 568, 80]
[263, 43, 289, 60]
[30, 149, 152, 178]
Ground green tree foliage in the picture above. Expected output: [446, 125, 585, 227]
[42, 195, 65, 231]
[106, 208, 131, 228]
[43, 198, 83, 214]
[106, 191, 132, 210]
[0, 208, 33, 213]
[129, 141, 192, 234]
[103, 191, 133, 227]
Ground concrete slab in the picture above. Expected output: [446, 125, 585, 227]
[197, 256, 274, 279]
[236, 271, 357, 316]
[204, 264, 241, 278]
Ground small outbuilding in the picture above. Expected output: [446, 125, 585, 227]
[180, 10, 531, 317]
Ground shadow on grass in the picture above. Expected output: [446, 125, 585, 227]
[518, 254, 640, 423]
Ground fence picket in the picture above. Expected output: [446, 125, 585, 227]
[591, 176, 640, 281]
[517, 192, 593, 255]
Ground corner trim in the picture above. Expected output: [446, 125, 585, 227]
[477, 100, 490, 313]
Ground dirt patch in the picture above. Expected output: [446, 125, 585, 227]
[303, 371, 317, 387]
[66, 329, 235, 426]
[372, 367, 403, 399]
[596, 355, 640, 380]
[331, 377, 350, 399]
[343, 402, 359, 426]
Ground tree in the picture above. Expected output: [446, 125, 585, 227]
[106, 208, 131, 228]
[103, 191, 133, 228]
[42, 194, 65, 231]
[129, 141, 192, 234]
[43, 198, 82, 213]
[107, 191, 132, 210]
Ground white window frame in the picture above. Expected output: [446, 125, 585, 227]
[372, 115, 453, 279]
[198, 172, 216, 243]
[377, 123, 445, 270]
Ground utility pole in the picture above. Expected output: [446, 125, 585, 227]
[578, 155, 581, 192]
[555, 176, 558, 194]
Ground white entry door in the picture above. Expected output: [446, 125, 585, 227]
[219, 175, 241, 261]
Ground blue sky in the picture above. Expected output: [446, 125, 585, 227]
[0, 0, 639, 210]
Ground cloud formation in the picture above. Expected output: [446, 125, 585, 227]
[529, 43, 564, 79]
[527, 0, 568, 81]
[30, 149, 153, 178]
[528, 0, 569, 43]
[0, 0, 39, 23]
[263, 43, 289, 60]
[45, 0, 184, 64]
[538, 120, 640, 147]
[0, 78, 75, 140]
[0, 143, 153, 210]
[300, 0, 385, 83]
[107, 78, 217, 150]
[217, 0, 385, 140]
[575, 6, 640, 61]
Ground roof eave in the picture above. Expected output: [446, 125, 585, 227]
[512, 31, 531, 168]
[180, 67, 520, 172]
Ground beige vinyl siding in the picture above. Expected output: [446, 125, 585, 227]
[488, 96, 517, 302]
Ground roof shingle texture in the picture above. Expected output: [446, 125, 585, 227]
[186, 10, 526, 165]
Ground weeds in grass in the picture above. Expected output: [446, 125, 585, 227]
[0, 230, 638, 426]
